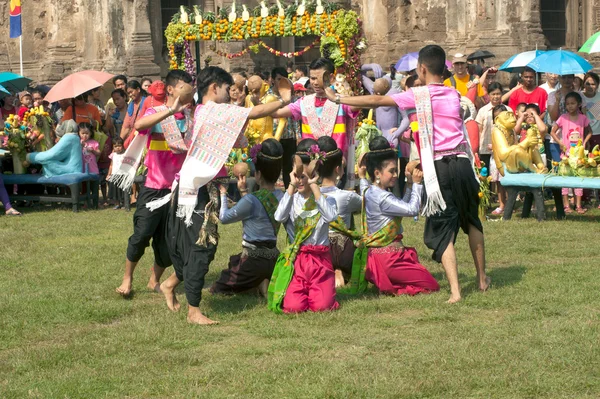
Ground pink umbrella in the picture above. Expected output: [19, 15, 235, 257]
[44, 70, 114, 103]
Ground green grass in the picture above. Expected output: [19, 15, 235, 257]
[1, 203, 600, 398]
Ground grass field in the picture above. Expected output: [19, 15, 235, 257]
[1, 203, 599, 398]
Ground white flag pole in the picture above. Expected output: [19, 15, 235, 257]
[19, 35, 23, 76]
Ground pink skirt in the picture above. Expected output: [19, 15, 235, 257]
[282, 245, 340, 313]
[366, 244, 439, 296]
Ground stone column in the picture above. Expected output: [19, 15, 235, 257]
[127, 0, 161, 79]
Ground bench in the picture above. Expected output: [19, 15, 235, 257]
[500, 171, 600, 220]
[3, 173, 100, 212]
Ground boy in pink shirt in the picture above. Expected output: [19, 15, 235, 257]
[156, 67, 293, 325]
[115, 70, 194, 297]
[271, 58, 360, 185]
[325, 45, 489, 304]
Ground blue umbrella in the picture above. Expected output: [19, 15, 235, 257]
[0, 72, 32, 93]
[395, 52, 419, 72]
[499, 50, 545, 72]
[527, 49, 592, 75]
[0, 84, 10, 99]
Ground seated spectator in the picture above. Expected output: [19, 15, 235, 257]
[26, 120, 83, 177]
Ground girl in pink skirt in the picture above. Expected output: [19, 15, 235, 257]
[268, 139, 340, 313]
[351, 136, 439, 296]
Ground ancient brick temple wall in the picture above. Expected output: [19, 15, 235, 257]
[356, 0, 547, 69]
[0, 0, 160, 85]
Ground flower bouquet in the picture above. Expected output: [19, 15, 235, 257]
[354, 109, 381, 174]
[1, 114, 33, 174]
[475, 161, 493, 221]
[557, 142, 600, 177]
[23, 106, 54, 151]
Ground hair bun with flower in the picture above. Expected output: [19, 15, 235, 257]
[309, 144, 327, 165]
[250, 142, 283, 163]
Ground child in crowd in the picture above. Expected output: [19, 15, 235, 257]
[269, 139, 339, 314]
[211, 139, 285, 296]
[550, 92, 592, 214]
[17, 91, 33, 119]
[317, 136, 362, 287]
[107, 137, 128, 210]
[352, 137, 439, 296]
[79, 122, 100, 174]
[516, 104, 547, 144]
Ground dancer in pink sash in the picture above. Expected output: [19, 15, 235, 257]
[325, 45, 490, 303]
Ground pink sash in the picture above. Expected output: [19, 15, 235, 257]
[302, 94, 340, 138]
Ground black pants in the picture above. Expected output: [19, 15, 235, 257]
[211, 241, 278, 295]
[281, 138, 297, 189]
[126, 186, 172, 268]
[424, 156, 483, 263]
[166, 187, 217, 308]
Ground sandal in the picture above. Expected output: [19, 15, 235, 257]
[5, 208, 21, 216]
[491, 207, 504, 215]
[576, 207, 587, 214]
[564, 206, 573, 214]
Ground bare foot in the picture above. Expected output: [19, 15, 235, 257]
[334, 270, 345, 288]
[187, 308, 219, 325]
[447, 294, 462, 304]
[479, 275, 491, 292]
[160, 281, 180, 312]
[258, 279, 269, 298]
[147, 282, 162, 293]
[116, 278, 132, 296]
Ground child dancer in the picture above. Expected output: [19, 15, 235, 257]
[107, 137, 128, 210]
[211, 139, 285, 296]
[351, 137, 439, 295]
[268, 139, 339, 313]
[316, 136, 362, 287]
[79, 122, 100, 175]
[550, 91, 592, 214]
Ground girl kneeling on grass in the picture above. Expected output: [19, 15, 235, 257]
[316, 136, 362, 287]
[211, 139, 285, 297]
[268, 139, 339, 313]
[351, 136, 439, 296]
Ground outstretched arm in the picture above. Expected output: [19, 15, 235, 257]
[248, 100, 288, 119]
[324, 87, 396, 108]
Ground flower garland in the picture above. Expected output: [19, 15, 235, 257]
[259, 38, 320, 58]
[165, 3, 368, 94]
[209, 38, 320, 60]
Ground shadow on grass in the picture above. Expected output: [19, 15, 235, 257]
[206, 291, 266, 315]
[458, 265, 526, 297]
[487, 265, 526, 288]
[335, 286, 385, 306]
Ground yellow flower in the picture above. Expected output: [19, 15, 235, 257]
[478, 192, 484, 198]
